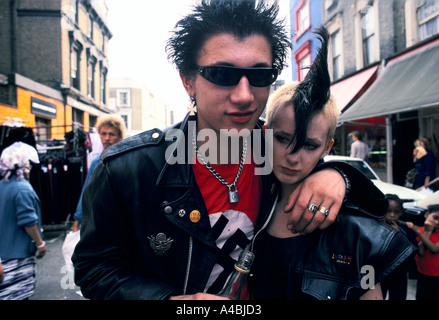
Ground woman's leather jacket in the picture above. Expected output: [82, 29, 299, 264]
[72, 114, 390, 300]
[250, 202, 417, 300]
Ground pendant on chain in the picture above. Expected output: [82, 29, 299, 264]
[228, 184, 239, 204]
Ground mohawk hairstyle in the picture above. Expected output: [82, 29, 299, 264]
[289, 25, 331, 154]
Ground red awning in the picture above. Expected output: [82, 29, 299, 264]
[330, 65, 379, 112]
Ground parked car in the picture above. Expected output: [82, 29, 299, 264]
[403, 190, 439, 225]
[324, 155, 426, 223]
[323, 155, 426, 202]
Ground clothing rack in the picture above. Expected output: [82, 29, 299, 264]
[0, 116, 28, 127]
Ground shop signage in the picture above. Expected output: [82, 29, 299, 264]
[31, 97, 57, 119]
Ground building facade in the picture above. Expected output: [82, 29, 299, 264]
[0, 0, 113, 225]
[289, 0, 439, 185]
[0, 0, 112, 142]
[109, 78, 174, 137]
[289, 0, 323, 81]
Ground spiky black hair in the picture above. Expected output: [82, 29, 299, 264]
[289, 25, 331, 154]
[166, 0, 291, 77]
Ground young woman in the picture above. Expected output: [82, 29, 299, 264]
[249, 27, 416, 300]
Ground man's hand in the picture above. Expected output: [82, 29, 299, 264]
[284, 168, 345, 234]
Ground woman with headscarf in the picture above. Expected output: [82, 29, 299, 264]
[0, 144, 46, 300]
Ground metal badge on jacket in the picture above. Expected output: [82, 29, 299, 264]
[148, 233, 174, 256]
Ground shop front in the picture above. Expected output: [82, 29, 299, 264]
[339, 36, 439, 185]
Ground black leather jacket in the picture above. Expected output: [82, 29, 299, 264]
[72, 114, 389, 300]
[250, 203, 417, 300]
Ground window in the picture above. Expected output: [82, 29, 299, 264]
[72, 108, 84, 125]
[121, 114, 128, 129]
[100, 63, 107, 104]
[298, 54, 311, 81]
[35, 117, 51, 143]
[417, 0, 439, 41]
[294, 40, 311, 81]
[295, 1, 310, 37]
[69, 0, 77, 23]
[89, 115, 97, 129]
[71, 48, 80, 90]
[88, 16, 93, 39]
[361, 5, 376, 66]
[87, 59, 96, 98]
[117, 90, 130, 107]
[101, 31, 106, 52]
[331, 30, 342, 80]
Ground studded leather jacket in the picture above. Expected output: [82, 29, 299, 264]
[250, 201, 417, 300]
[72, 114, 389, 300]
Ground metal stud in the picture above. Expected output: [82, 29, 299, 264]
[164, 206, 172, 214]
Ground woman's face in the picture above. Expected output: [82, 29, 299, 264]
[270, 105, 333, 187]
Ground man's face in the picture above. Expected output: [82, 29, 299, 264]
[99, 125, 122, 149]
[181, 33, 273, 135]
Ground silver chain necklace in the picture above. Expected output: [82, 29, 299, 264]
[192, 125, 247, 204]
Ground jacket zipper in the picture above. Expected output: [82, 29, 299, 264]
[250, 193, 278, 252]
[182, 236, 193, 295]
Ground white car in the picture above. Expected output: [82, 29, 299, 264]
[323, 155, 425, 202]
[404, 190, 439, 214]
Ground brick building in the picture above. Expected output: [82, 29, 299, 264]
[0, 0, 112, 141]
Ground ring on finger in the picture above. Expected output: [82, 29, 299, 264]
[308, 204, 318, 214]
[319, 206, 330, 217]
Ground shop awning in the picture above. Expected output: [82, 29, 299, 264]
[339, 39, 439, 123]
[330, 64, 378, 112]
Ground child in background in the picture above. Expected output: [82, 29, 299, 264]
[381, 194, 417, 300]
[406, 204, 439, 300]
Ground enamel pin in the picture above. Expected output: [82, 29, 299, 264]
[148, 233, 174, 256]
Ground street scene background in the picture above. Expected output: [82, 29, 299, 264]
[1, 0, 439, 301]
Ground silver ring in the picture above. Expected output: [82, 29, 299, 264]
[319, 206, 330, 217]
[307, 204, 318, 214]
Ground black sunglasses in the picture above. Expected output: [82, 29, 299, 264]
[195, 65, 278, 87]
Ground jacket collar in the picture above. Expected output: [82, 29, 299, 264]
[156, 112, 194, 189]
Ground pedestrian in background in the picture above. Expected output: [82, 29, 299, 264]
[62, 115, 126, 270]
[71, 114, 126, 232]
[350, 130, 369, 161]
[0, 145, 46, 300]
[406, 204, 439, 300]
[412, 138, 436, 190]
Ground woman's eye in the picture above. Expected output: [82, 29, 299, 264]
[303, 143, 319, 151]
[274, 134, 289, 144]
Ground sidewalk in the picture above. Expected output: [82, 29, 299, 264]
[30, 230, 85, 300]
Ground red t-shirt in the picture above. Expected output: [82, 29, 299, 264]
[416, 228, 439, 276]
[192, 151, 262, 295]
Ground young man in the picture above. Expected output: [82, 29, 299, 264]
[73, 1, 387, 300]
[350, 131, 369, 161]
